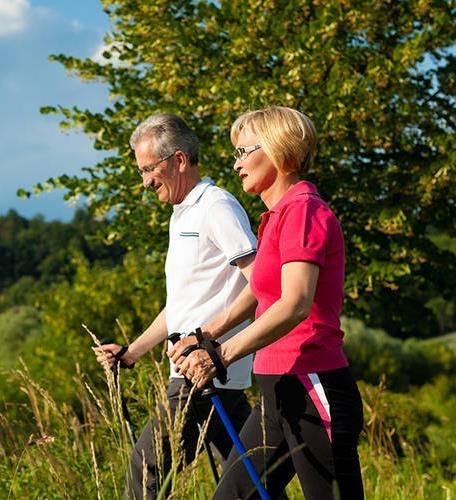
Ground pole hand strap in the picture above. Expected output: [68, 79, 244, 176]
[192, 327, 228, 385]
[114, 345, 135, 369]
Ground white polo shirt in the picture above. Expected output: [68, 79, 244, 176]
[166, 178, 256, 389]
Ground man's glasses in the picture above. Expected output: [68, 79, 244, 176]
[137, 151, 175, 177]
[233, 144, 262, 161]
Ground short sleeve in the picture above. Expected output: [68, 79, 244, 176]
[277, 199, 327, 267]
[206, 198, 257, 265]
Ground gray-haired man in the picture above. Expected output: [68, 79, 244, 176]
[96, 113, 257, 498]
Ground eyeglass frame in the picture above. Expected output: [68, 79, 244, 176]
[233, 144, 262, 161]
[137, 151, 176, 177]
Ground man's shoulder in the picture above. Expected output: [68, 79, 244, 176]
[200, 182, 244, 210]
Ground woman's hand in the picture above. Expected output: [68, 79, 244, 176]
[176, 349, 218, 389]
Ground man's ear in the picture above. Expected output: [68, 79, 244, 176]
[174, 150, 189, 172]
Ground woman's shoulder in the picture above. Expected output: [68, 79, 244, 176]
[276, 193, 342, 235]
[277, 192, 330, 216]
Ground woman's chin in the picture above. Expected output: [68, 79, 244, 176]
[242, 182, 256, 194]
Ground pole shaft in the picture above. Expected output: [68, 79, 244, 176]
[211, 395, 270, 500]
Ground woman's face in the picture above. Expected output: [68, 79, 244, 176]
[233, 128, 278, 195]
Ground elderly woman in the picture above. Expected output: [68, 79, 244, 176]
[170, 106, 364, 499]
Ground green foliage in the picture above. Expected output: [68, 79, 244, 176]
[0, 209, 125, 298]
[359, 376, 456, 497]
[17, 250, 166, 404]
[343, 317, 456, 390]
[0, 306, 42, 368]
[27, 0, 456, 338]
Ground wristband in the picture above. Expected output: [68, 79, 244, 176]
[188, 328, 227, 384]
[188, 328, 205, 343]
[114, 345, 135, 369]
[199, 338, 228, 385]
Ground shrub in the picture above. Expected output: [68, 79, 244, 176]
[343, 318, 456, 391]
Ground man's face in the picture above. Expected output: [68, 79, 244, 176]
[135, 138, 181, 204]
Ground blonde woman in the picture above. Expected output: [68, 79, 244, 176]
[170, 106, 364, 499]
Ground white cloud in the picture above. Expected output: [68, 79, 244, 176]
[0, 0, 30, 37]
[91, 41, 131, 67]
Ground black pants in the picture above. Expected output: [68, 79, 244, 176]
[126, 378, 251, 499]
[214, 368, 364, 500]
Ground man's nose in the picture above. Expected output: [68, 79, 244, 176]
[142, 174, 152, 189]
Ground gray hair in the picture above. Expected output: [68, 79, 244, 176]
[130, 113, 199, 165]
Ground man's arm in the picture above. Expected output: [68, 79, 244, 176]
[126, 307, 168, 362]
[96, 308, 168, 367]
[203, 253, 257, 340]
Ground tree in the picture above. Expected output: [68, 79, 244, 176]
[0, 209, 125, 297]
[23, 0, 456, 337]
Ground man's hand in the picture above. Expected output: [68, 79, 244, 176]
[94, 344, 136, 369]
[176, 349, 217, 389]
[168, 336, 199, 365]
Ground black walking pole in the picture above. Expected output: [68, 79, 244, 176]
[174, 331, 270, 500]
[101, 338, 137, 446]
[168, 332, 220, 483]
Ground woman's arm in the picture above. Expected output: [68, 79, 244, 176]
[220, 261, 319, 364]
[168, 253, 256, 363]
[178, 260, 319, 387]
[203, 282, 257, 340]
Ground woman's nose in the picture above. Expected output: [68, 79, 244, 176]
[233, 159, 242, 172]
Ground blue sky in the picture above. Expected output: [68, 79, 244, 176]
[0, 0, 111, 221]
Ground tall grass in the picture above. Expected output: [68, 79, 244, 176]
[1, 346, 454, 498]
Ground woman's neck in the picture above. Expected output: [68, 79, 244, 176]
[260, 173, 301, 210]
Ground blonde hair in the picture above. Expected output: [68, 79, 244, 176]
[230, 106, 317, 174]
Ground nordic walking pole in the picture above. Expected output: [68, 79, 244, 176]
[178, 339, 270, 500]
[168, 332, 220, 483]
[101, 338, 137, 446]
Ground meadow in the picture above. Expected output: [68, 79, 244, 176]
[1, 313, 454, 498]
[0, 214, 454, 499]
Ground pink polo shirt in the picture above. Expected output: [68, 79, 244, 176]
[251, 181, 349, 375]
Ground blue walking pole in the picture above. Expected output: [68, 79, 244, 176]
[170, 333, 270, 500]
[209, 391, 270, 500]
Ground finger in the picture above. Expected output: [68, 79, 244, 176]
[196, 375, 208, 389]
[167, 342, 178, 357]
[96, 351, 114, 361]
[169, 349, 179, 363]
[96, 351, 114, 362]
[95, 352, 114, 364]
[176, 357, 190, 376]
[173, 354, 187, 367]
[169, 339, 190, 363]
[94, 345, 118, 356]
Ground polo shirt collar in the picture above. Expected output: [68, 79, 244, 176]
[176, 177, 214, 207]
[269, 181, 320, 213]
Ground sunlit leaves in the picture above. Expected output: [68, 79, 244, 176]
[30, 0, 456, 336]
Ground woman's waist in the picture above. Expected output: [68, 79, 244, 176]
[252, 323, 347, 374]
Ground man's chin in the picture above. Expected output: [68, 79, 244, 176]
[157, 188, 170, 203]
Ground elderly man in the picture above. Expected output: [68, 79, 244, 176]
[96, 113, 257, 499]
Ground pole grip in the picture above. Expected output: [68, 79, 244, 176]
[168, 332, 182, 345]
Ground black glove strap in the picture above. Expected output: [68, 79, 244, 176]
[188, 328, 205, 343]
[199, 338, 227, 385]
[186, 327, 227, 384]
[114, 345, 135, 369]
